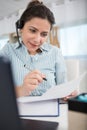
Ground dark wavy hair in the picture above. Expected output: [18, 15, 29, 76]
[19, 0, 55, 30]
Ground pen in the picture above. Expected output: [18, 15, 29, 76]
[24, 64, 47, 81]
[43, 77, 47, 81]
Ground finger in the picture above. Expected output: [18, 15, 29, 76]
[29, 70, 46, 79]
[28, 79, 39, 85]
[63, 96, 69, 101]
[27, 73, 44, 83]
[25, 84, 38, 91]
[71, 90, 78, 96]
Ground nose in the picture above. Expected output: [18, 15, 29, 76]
[34, 33, 42, 43]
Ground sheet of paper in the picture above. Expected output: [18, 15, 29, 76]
[17, 71, 87, 103]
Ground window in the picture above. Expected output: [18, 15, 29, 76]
[59, 24, 87, 57]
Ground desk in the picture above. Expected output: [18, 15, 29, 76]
[21, 104, 68, 130]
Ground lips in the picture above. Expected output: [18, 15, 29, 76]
[29, 42, 38, 48]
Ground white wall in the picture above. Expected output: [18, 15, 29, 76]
[52, 0, 87, 26]
[79, 59, 87, 93]
[65, 58, 87, 93]
[0, 0, 87, 35]
[0, 15, 18, 35]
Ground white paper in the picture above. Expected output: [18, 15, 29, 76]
[17, 71, 87, 103]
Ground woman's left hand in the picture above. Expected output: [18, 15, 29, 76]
[63, 90, 78, 101]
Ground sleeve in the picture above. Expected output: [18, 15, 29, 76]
[55, 48, 67, 85]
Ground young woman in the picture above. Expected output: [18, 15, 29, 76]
[0, 0, 77, 99]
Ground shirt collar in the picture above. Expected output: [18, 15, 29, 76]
[39, 42, 50, 52]
[12, 41, 21, 49]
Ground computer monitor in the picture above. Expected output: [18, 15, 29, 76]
[0, 56, 58, 130]
[0, 56, 23, 130]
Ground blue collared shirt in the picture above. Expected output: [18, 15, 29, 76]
[0, 42, 67, 96]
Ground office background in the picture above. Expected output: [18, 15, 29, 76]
[0, 0, 87, 93]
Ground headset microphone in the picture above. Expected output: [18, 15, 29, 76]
[15, 20, 24, 44]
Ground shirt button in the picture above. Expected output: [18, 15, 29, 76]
[29, 67, 32, 70]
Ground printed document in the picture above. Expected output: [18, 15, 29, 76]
[17, 71, 87, 103]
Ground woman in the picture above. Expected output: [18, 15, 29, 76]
[0, 0, 77, 98]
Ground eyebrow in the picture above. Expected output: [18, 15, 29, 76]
[30, 26, 49, 33]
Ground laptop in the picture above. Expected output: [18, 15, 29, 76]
[0, 56, 58, 130]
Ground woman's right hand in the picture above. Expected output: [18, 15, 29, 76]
[15, 70, 46, 97]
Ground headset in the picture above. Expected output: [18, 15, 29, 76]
[15, 20, 24, 44]
[15, 20, 24, 29]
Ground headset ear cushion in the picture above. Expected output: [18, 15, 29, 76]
[16, 20, 23, 29]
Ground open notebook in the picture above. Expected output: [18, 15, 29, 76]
[0, 56, 58, 130]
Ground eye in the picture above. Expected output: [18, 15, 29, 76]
[29, 28, 36, 33]
[41, 33, 48, 37]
